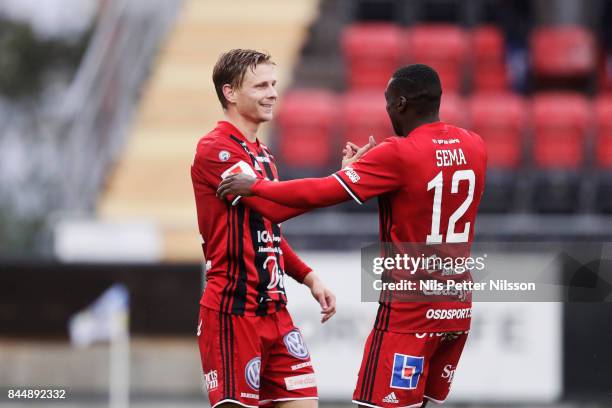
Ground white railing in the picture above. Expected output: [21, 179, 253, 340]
[58, 0, 181, 212]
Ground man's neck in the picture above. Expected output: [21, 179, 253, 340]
[224, 110, 259, 143]
[403, 115, 440, 136]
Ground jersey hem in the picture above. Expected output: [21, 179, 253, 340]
[352, 399, 422, 408]
[200, 301, 286, 316]
[212, 399, 258, 408]
[424, 394, 445, 404]
[259, 397, 318, 404]
[373, 326, 471, 334]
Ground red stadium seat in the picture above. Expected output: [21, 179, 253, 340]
[276, 89, 338, 168]
[532, 93, 591, 169]
[471, 26, 508, 92]
[530, 26, 596, 78]
[468, 93, 526, 169]
[342, 23, 402, 90]
[340, 90, 393, 147]
[406, 24, 469, 93]
[595, 96, 612, 168]
[439, 93, 467, 128]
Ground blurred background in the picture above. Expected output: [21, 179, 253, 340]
[1, 0, 612, 407]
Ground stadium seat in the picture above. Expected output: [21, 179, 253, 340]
[531, 92, 591, 213]
[532, 93, 590, 169]
[595, 96, 612, 168]
[469, 93, 526, 212]
[406, 24, 469, 93]
[275, 89, 338, 169]
[594, 96, 612, 212]
[439, 92, 467, 128]
[340, 89, 393, 147]
[469, 93, 526, 169]
[530, 26, 596, 80]
[342, 23, 402, 90]
[471, 26, 508, 92]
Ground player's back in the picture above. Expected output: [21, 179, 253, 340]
[390, 122, 486, 246]
[375, 121, 486, 333]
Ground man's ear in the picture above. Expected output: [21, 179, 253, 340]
[397, 96, 407, 113]
[222, 84, 236, 105]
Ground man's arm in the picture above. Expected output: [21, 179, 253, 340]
[280, 238, 312, 283]
[280, 238, 336, 322]
[250, 176, 351, 208]
[240, 196, 309, 223]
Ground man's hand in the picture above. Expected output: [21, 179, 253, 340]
[341, 136, 377, 169]
[303, 272, 336, 323]
[217, 173, 257, 200]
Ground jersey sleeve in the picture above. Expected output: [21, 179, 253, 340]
[192, 140, 262, 205]
[332, 138, 402, 204]
[251, 176, 350, 208]
[280, 238, 312, 283]
[240, 196, 309, 223]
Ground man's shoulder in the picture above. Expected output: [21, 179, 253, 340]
[196, 128, 244, 160]
[446, 124, 485, 145]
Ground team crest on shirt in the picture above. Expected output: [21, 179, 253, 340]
[283, 330, 310, 359]
[245, 357, 261, 390]
[390, 353, 424, 390]
[218, 150, 231, 161]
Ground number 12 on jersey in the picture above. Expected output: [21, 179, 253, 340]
[426, 170, 475, 244]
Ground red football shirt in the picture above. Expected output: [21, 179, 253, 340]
[251, 122, 487, 332]
[333, 122, 487, 332]
[191, 121, 311, 316]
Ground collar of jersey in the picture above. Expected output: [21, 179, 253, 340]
[406, 121, 447, 138]
[217, 120, 260, 148]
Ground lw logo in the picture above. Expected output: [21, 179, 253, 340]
[283, 330, 309, 359]
[203, 369, 218, 391]
[442, 364, 456, 383]
[390, 353, 424, 390]
[263, 256, 285, 291]
[245, 357, 261, 390]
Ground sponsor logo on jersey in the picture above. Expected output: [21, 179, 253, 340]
[240, 392, 259, 399]
[263, 256, 285, 292]
[382, 392, 399, 403]
[284, 373, 316, 390]
[283, 330, 310, 359]
[344, 167, 360, 183]
[218, 150, 231, 161]
[390, 353, 424, 390]
[257, 230, 281, 244]
[442, 364, 456, 383]
[415, 332, 445, 339]
[245, 357, 261, 390]
[203, 369, 218, 391]
[425, 308, 472, 320]
[291, 361, 312, 371]
[220, 160, 257, 180]
[432, 138, 460, 145]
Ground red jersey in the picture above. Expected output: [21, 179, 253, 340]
[333, 122, 487, 332]
[191, 121, 311, 316]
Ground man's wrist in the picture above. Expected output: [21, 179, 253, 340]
[251, 178, 265, 194]
[302, 271, 317, 287]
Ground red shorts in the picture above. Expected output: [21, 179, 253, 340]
[353, 330, 468, 408]
[198, 306, 318, 408]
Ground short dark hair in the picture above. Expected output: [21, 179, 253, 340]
[389, 64, 442, 115]
[213, 49, 274, 109]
